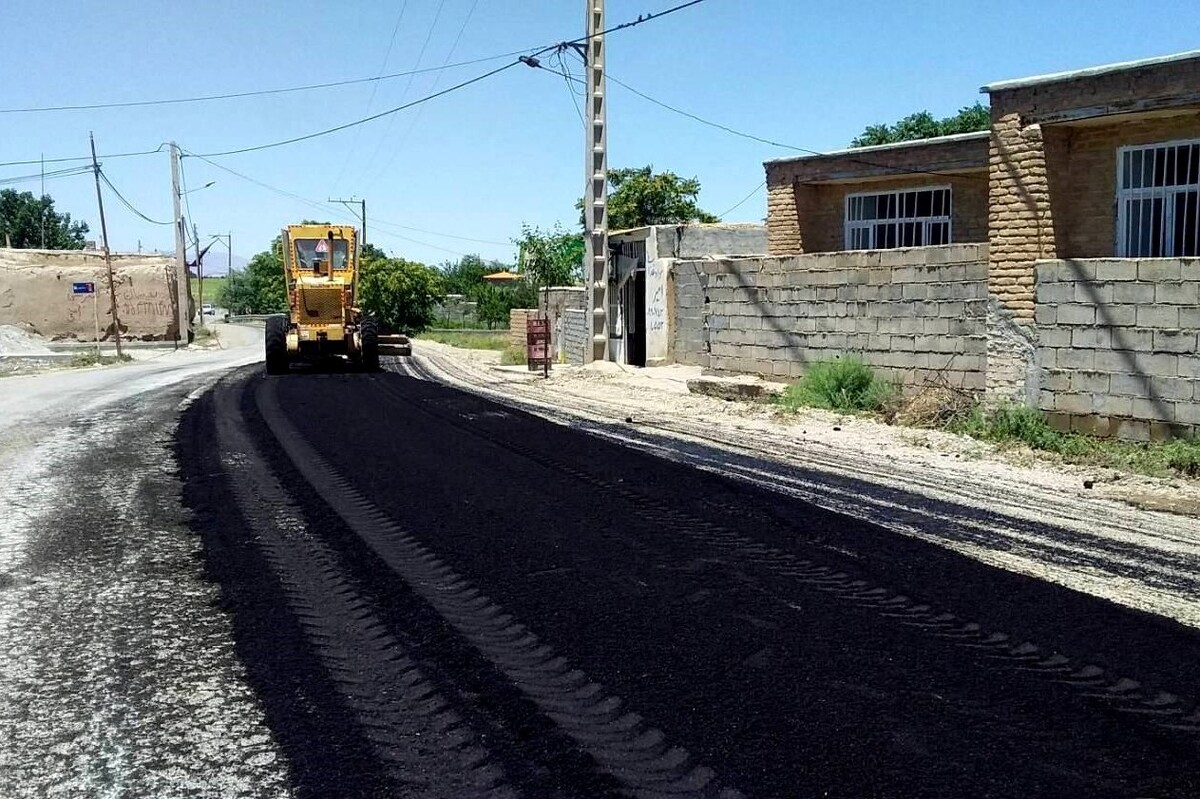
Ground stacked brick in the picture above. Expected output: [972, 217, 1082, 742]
[1035, 258, 1200, 440]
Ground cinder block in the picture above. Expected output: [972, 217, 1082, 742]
[1034, 305, 1057, 326]
[1070, 370, 1111, 393]
[1045, 411, 1074, 433]
[1071, 328, 1111, 349]
[1044, 369, 1071, 392]
[1138, 305, 1180, 329]
[1112, 282, 1156, 304]
[1180, 355, 1200, 378]
[1156, 282, 1200, 305]
[1109, 327, 1154, 352]
[1072, 415, 1115, 437]
[1114, 418, 1151, 442]
[1133, 397, 1176, 423]
[1038, 327, 1072, 348]
[1056, 392, 1093, 414]
[1176, 402, 1200, 425]
[1154, 330, 1197, 353]
[1110, 372, 1148, 397]
[1075, 282, 1113, 304]
[1094, 260, 1136, 281]
[1057, 304, 1096, 325]
[1095, 394, 1133, 418]
[1180, 307, 1200, 329]
[1138, 259, 1182, 282]
[1097, 304, 1137, 327]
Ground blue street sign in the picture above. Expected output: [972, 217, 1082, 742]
[72, 282, 95, 295]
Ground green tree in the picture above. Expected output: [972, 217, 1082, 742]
[439, 254, 492, 297]
[851, 102, 990, 147]
[579, 166, 718, 231]
[223, 237, 287, 315]
[358, 255, 445, 333]
[0, 189, 89, 249]
[473, 279, 538, 329]
[514, 224, 584, 291]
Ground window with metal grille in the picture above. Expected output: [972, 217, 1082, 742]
[1117, 140, 1200, 257]
[845, 187, 952, 250]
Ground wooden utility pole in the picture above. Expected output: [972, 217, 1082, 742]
[584, 0, 609, 363]
[193, 222, 204, 324]
[169, 143, 190, 346]
[89, 132, 123, 358]
[329, 197, 366, 247]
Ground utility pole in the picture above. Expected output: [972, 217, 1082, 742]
[583, 0, 609, 363]
[169, 143, 190, 347]
[329, 197, 366, 246]
[193, 222, 204, 325]
[89, 132, 123, 358]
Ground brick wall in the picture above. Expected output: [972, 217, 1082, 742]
[765, 134, 988, 256]
[1035, 258, 1200, 440]
[1053, 114, 1200, 258]
[508, 308, 535, 349]
[672, 244, 989, 389]
[986, 56, 1200, 319]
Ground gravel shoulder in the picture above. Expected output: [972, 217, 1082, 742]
[0, 324, 287, 798]
[407, 340, 1200, 629]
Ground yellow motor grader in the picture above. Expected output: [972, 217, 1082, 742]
[265, 223, 408, 374]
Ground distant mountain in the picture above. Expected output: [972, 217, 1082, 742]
[188, 253, 249, 276]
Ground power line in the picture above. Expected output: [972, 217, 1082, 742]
[0, 164, 94, 187]
[364, 0, 482, 191]
[589, 66, 989, 182]
[716, 180, 765, 219]
[0, 50, 528, 116]
[0, 1, 714, 168]
[98, 171, 173, 225]
[329, 0, 413, 191]
[0, 144, 168, 170]
[193, 60, 522, 158]
[181, 149, 507, 253]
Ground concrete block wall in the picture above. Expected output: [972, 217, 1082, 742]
[1034, 258, 1200, 440]
[563, 309, 588, 365]
[673, 244, 989, 389]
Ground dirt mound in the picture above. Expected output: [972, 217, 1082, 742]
[0, 325, 53, 356]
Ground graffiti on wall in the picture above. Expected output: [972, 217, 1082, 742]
[646, 261, 666, 333]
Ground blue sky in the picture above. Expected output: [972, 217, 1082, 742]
[2, 0, 1197, 268]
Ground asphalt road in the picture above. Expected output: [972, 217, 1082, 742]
[166, 362, 1200, 798]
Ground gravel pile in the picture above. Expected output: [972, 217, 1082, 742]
[0, 325, 53, 356]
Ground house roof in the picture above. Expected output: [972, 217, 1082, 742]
[764, 131, 989, 166]
[483, 271, 521, 283]
[981, 49, 1200, 93]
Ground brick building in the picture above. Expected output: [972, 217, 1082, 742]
[719, 50, 1200, 439]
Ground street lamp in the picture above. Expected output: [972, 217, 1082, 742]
[182, 180, 216, 196]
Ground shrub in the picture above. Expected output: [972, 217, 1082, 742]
[779, 357, 894, 413]
[500, 345, 528, 366]
[1163, 439, 1200, 477]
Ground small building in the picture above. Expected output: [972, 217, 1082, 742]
[608, 223, 767, 366]
[765, 132, 990, 256]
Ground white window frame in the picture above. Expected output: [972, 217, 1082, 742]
[843, 186, 953, 250]
[1116, 137, 1200, 257]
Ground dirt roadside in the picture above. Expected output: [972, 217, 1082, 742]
[406, 340, 1200, 629]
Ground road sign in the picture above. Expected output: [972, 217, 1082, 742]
[72, 282, 95, 295]
[315, 239, 329, 254]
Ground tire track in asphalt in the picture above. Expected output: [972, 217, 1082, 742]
[376, 363, 1200, 738]
[209, 372, 516, 799]
[253, 373, 745, 799]
[397, 350, 1200, 626]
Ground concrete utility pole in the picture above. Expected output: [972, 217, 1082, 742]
[89, 132, 123, 358]
[193, 222, 203, 324]
[583, 0, 609, 363]
[329, 197, 366, 247]
[169, 143, 190, 346]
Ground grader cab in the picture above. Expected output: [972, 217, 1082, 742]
[264, 223, 378, 374]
